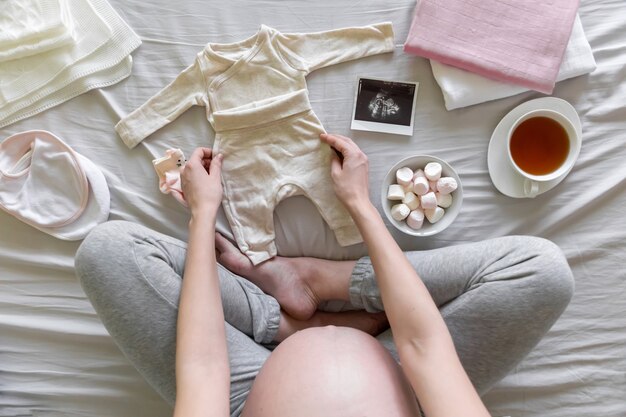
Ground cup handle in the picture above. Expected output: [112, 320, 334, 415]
[523, 179, 539, 198]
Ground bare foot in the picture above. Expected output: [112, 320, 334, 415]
[215, 233, 320, 320]
[275, 310, 389, 343]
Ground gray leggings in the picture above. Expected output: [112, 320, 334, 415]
[75, 221, 574, 416]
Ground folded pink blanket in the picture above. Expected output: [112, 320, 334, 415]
[403, 0, 579, 94]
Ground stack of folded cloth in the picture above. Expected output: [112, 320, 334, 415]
[0, 0, 141, 127]
[403, 0, 596, 110]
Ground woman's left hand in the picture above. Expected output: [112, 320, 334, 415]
[181, 147, 223, 219]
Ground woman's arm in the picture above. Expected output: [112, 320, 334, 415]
[320, 133, 490, 417]
[174, 148, 230, 417]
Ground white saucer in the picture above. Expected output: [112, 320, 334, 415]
[487, 97, 582, 198]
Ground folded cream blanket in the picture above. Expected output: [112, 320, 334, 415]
[0, 0, 141, 127]
[0, 0, 75, 62]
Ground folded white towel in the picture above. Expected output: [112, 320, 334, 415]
[0, 0, 141, 127]
[430, 15, 597, 111]
[0, 0, 75, 62]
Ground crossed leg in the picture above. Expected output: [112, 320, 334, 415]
[76, 220, 573, 416]
[75, 221, 387, 416]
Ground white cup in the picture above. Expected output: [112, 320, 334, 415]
[506, 109, 580, 198]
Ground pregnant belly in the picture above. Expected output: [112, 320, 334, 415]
[241, 326, 420, 417]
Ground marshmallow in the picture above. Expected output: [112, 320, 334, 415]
[424, 162, 442, 181]
[413, 176, 429, 195]
[401, 182, 414, 193]
[412, 169, 426, 180]
[406, 209, 425, 230]
[425, 207, 445, 223]
[402, 191, 420, 210]
[420, 191, 437, 210]
[436, 192, 452, 208]
[391, 203, 410, 221]
[387, 184, 405, 201]
[429, 180, 438, 192]
[436, 177, 458, 195]
[396, 167, 414, 187]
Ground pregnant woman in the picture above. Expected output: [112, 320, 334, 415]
[76, 134, 574, 417]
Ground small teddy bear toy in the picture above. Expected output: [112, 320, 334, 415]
[152, 148, 188, 207]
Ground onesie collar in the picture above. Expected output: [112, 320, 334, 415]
[204, 24, 269, 66]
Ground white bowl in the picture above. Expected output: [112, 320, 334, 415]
[381, 155, 463, 237]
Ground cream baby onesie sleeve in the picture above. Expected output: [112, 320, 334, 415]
[115, 55, 208, 149]
[273, 22, 395, 73]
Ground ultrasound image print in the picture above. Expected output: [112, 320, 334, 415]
[368, 90, 400, 120]
[355, 78, 415, 126]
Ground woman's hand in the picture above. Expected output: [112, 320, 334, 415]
[181, 147, 223, 220]
[320, 133, 371, 213]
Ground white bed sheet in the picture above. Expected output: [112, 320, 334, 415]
[1, 0, 625, 416]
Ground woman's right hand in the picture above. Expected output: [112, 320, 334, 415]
[181, 147, 223, 221]
[320, 133, 372, 213]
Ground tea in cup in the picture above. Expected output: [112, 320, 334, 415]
[507, 109, 580, 198]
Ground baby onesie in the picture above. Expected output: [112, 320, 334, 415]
[116, 22, 395, 264]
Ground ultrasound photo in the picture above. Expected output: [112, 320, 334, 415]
[354, 78, 416, 126]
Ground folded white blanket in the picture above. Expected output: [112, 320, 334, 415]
[0, 0, 75, 62]
[0, 0, 141, 127]
[430, 15, 597, 111]
[0, 56, 133, 128]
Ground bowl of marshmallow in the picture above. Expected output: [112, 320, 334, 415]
[381, 155, 463, 237]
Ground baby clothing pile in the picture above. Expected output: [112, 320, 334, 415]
[0, 0, 141, 127]
[404, 0, 596, 110]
